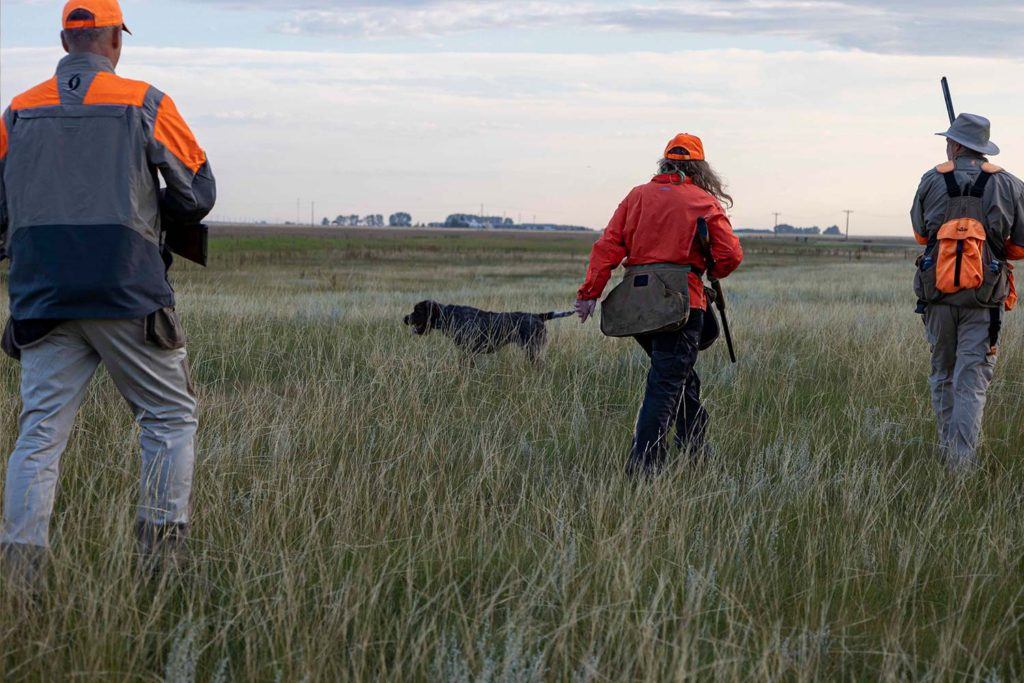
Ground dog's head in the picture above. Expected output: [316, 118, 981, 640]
[403, 300, 442, 335]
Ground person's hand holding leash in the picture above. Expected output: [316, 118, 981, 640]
[575, 298, 597, 323]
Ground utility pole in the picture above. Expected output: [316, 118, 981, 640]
[772, 212, 781, 235]
[311, 201, 316, 227]
[296, 198, 300, 224]
[843, 209, 854, 241]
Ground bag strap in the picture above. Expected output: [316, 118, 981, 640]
[942, 171, 962, 198]
[969, 171, 993, 198]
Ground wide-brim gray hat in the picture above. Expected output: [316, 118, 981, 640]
[936, 113, 999, 156]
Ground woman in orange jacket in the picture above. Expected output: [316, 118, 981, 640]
[575, 134, 743, 476]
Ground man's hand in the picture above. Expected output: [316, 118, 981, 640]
[575, 298, 597, 323]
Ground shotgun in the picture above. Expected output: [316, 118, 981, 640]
[696, 216, 737, 363]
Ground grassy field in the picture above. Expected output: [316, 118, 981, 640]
[1, 226, 1022, 681]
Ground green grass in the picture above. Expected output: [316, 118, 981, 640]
[1, 228, 1021, 681]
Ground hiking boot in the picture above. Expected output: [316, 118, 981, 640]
[136, 522, 190, 580]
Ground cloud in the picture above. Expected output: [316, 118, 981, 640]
[187, 0, 1024, 57]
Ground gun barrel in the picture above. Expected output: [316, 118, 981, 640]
[941, 77, 956, 126]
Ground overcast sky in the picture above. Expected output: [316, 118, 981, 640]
[2, 0, 1023, 233]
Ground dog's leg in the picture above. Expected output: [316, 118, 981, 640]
[524, 326, 548, 364]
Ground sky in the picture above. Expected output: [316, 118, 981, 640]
[1, 1, 1023, 234]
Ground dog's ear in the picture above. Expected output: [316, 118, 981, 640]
[428, 301, 443, 326]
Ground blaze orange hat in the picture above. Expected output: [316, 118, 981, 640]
[664, 133, 705, 161]
[63, 0, 131, 34]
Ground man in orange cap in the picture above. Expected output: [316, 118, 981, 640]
[575, 133, 743, 476]
[0, 0, 216, 589]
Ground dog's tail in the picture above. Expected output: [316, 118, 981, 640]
[537, 310, 576, 321]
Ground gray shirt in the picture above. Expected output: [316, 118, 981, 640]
[911, 153, 1024, 249]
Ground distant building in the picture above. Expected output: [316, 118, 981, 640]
[443, 214, 515, 229]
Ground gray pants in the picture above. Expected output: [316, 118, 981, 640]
[924, 304, 997, 471]
[1, 319, 197, 549]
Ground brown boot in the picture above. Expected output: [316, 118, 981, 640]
[136, 522, 190, 580]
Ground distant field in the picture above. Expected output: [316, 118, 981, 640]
[1, 225, 1021, 680]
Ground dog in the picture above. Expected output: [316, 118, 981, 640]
[403, 300, 573, 361]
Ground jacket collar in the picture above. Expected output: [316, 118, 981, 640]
[56, 52, 115, 76]
[652, 173, 693, 185]
[955, 154, 988, 171]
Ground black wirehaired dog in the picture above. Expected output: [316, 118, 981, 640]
[403, 300, 573, 361]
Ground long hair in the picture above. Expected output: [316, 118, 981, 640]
[658, 158, 734, 209]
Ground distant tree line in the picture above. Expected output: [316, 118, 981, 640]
[736, 224, 841, 236]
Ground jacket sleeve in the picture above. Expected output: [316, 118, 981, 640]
[0, 108, 9, 261]
[706, 201, 742, 280]
[911, 174, 932, 246]
[1006, 177, 1024, 260]
[577, 194, 630, 300]
[145, 90, 216, 225]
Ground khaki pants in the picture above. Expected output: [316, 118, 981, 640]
[924, 305, 996, 472]
[1, 319, 197, 549]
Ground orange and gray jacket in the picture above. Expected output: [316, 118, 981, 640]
[0, 53, 215, 320]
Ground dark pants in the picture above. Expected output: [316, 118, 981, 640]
[627, 310, 709, 476]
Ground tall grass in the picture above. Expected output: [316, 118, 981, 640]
[0, 233, 1021, 680]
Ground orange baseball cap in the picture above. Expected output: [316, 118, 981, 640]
[664, 133, 705, 161]
[63, 0, 131, 34]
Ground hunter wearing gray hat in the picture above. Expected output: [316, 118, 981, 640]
[936, 113, 1000, 156]
[912, 113, 1024, 474]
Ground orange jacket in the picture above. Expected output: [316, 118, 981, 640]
[578, 174, 743, 309]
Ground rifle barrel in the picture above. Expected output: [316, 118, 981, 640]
[941, 77, 956, 126]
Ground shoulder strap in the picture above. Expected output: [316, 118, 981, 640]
[969, 171, 993, 198]
[941, 171, 962, 198]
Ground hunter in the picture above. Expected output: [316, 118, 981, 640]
[575, 134, 743, 476]
[912, 113, 1024, 473]
[0, 0, 216, 588]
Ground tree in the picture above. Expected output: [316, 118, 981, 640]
[389, 212, 412, 227]
[321, 217, 330, 227]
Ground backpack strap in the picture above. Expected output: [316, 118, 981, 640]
[941, 170, 962, 198]
[969, 170, 994, 198]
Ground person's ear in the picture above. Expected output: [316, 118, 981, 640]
[61, 31, 70, 54]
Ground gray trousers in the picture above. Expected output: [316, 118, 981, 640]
[924, 305, 997, 471]
[1, 319, 197, 549]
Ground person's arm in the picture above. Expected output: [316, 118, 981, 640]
[911, 176, 931, 246]
[577, 195, 630, 301]
[145, 90, 216, 224]
[706, 202, 742, 279]
[0, 108, 10, 261]
[1006, 181, 1024, 260]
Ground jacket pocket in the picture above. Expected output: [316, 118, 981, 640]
[145, 307, 187, 350]
[914, 247, 939, 302]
